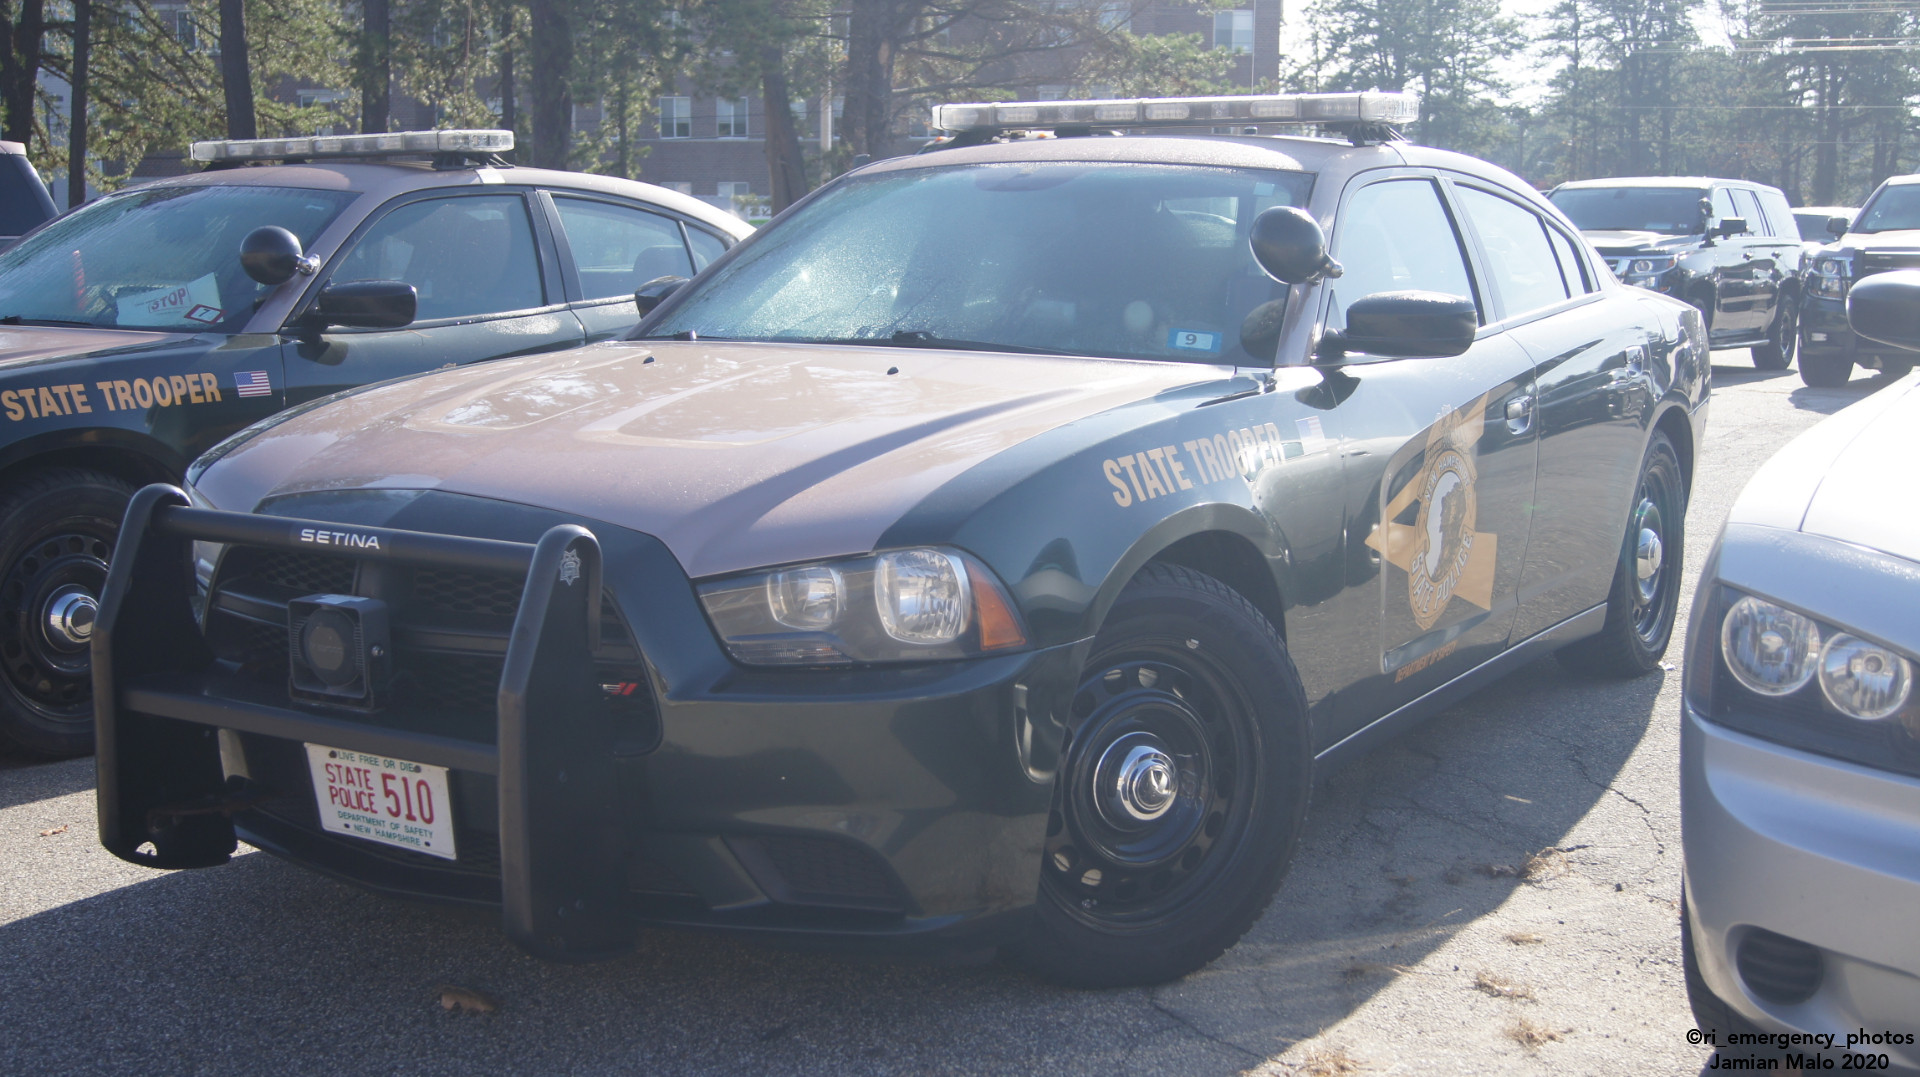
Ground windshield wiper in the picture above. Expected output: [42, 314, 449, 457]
[793, 330, 1056, 355]
[0, 315, 98, 328]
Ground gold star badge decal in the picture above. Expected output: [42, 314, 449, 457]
[1365, 394, 1500, 631]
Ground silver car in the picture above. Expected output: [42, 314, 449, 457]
[1682, 271, 1920, 1066]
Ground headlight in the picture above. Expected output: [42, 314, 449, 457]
[1628, 256, 1675, 275]
[1816, 257, 1850, 277]
[1819, 633, 1912, 720]
[697, 546, 1027, 665]
[1721, 595, 1821, 696]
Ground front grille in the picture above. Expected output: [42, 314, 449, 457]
[392, 650, 504, 717]
[1737, 928, 1823, 1005]
[413, 567, 523, 619]
[731, 834, 907, 912]
[1856, 251, 1920, 276]
[245, 548, 358, 595]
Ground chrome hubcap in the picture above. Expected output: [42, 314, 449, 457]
[42, 587, 98, 650]
[1632, 497, 1664, 603]
[1098, 737, 1178, 825]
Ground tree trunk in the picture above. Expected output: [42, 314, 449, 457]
[360, 0, 390, 133]
[65, 0, 85, 207]
[528, 0, 571, 169]
[3, 0, 44, 146]
[1812, 63, 1839, 205]
[614, 76, 630, 179]
[218, 0, 254, 139]
[760, 47, 806, 213]
[844, 0, 899, 159]
[496, 6, 515, 134]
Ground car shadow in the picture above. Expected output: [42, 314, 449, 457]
[0, 756, 91, 811]
[0, 652, 1655, 1074]
[1787, 368, 1906, 414]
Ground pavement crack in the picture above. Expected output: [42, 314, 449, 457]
[1147, 992, 1267, 1064]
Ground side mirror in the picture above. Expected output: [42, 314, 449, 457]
[1322, 291, 1477, 360]
[312, 280, 416, 329]
[634, 275, 689, 317]
[1847, 270, 1920, 352]
[240, 225, 304, 286]
[1250, 206, 1342, 284]
[1828, 215, 1851, 237]
[1716, 216, 1749, 238]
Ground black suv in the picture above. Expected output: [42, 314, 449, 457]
[1550, 177, 1804, 370]
[1799, 174, 1920, 387]
[0, 140, 56, 248]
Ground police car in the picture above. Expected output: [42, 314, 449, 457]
[0, 130, 748, 758]
[97, 94, 1709, 986]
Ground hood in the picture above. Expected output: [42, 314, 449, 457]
[1580, 230, 1700, 255]
[0, 324, 176, 368]
[1843, 228, 1920, 248]
[1729, 374, 1920, 564]
[196, 340, 1224, 579]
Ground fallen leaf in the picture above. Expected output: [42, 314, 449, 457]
[38, 825, 67, 837]
[437, 985, 497, 1013]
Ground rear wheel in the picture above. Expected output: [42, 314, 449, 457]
[1011, 562, 1310, 988]
[1557, 432, 1685, 677]
[1750, 295, 1796, 370]
[1800, 352, 1853, 388]
[0, 468, 134, 759]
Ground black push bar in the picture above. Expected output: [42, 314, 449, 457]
[94, 484, 632, 960]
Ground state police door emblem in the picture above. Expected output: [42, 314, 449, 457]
[1366, 395, 1500, 631]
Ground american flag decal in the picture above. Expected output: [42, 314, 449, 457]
[233, 370, 272, 398]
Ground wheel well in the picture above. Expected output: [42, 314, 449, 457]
[1654, 406, 1694, 493]
[1147, 531, 1287, 642]
[0, 446, 174, 493]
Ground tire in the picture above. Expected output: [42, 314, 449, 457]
[1556, 432, 1685, 677]
[1682, 896, 1770, 1040]
[1877, 360, 1913, 381]
[1750, 294, 1796, 370]
[1010, 562, 1311, 988]
[0, 468, 135, 759]
[1799, 352, 1852, 388]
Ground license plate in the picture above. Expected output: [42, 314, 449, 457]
[304, 744, 457, 861]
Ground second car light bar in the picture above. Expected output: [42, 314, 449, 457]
[190, 129, 514, 163]
[930, 92, 1420, 134]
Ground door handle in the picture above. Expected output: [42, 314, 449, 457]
[1505, 394, 1534, 435]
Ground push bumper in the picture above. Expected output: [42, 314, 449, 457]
[1682, 705, 1920, 1066]
[96, 486, 1073, 961]
[1801, 295, 1916, 371]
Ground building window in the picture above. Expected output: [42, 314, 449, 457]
[717, 97, 750, 138]
[1214, 10, 1253, 53]
[659, 96, 691, 139]
[1036, 85, 1069, 101]
[661, 182, 693, 195]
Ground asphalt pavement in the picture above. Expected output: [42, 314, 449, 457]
[0, 355, 1891, 1076]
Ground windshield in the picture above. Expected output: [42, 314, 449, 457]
[0, 184, 356, 331]
[1854, 185, 1920, 233]
[1549, 187, 1707, 235]
[645, 162, 1315, 365]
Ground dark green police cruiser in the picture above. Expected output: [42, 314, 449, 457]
[97, 93, 1708, 986]
[0, 129, 748, 758]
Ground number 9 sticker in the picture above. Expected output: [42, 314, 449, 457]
[1169, 328, 1223, 353]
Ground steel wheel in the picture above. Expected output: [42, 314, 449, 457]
[1013, 562, 1309, 987]
[1751, 298, 1796, 370]
[0, 468, 133, 758]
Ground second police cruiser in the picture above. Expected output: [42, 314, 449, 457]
[0, 130, 749, 758]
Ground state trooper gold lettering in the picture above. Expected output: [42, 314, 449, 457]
[1101, 422, 1292, 507]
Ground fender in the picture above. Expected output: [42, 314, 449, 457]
[1080, 500, 1289, 646]
[0, 424, 184, 486]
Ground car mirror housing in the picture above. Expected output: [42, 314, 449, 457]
[1828, 215, 1851, 237]
[1847, 269, 1920, 352]
[1249, 206, 1342, 285]
[240, 225, 304, 286]
[1716, 216, 1749, 238]
[634, 275, 689, 317]
[312, 280, 417, 329]
[1320, 291, 1477, 361]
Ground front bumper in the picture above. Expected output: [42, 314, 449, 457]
[1682, 707, 1920, 1066]
[96, 487, 1076, 960]
[1801, 295, 1917, 371]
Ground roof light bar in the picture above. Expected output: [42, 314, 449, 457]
[189, 129, 514, 163]
[930, 93, 1419, 134]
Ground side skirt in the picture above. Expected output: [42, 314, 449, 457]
[1312, 603, 1608, 775]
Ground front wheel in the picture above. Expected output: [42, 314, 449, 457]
[0, 468, 135, 759]
[1557, 432, 1685, 677]
[1799, 352, 1853, 388]
[1010, 562, 1310, 988]
[1750, 297, 1796, 370]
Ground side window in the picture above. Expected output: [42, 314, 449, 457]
[1546, 226, 1594, 295]
[1454, 186, 1570, 317]
[1711, 187, 1738, 228]
[553, 196, 694, 301]
[329, 194, 545, 322]
[685, 227, 729, 271]
[1729, 189, 1763, 235]
[1757, 189, 1796, 239]
[1330, 178, 1477, 331]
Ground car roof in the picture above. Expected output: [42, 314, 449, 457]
[1796, 205, 1855, 215]
[0, 140, 25, 157]
[120, 159, 752, 237]
[1879, 174, 1920, 188]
